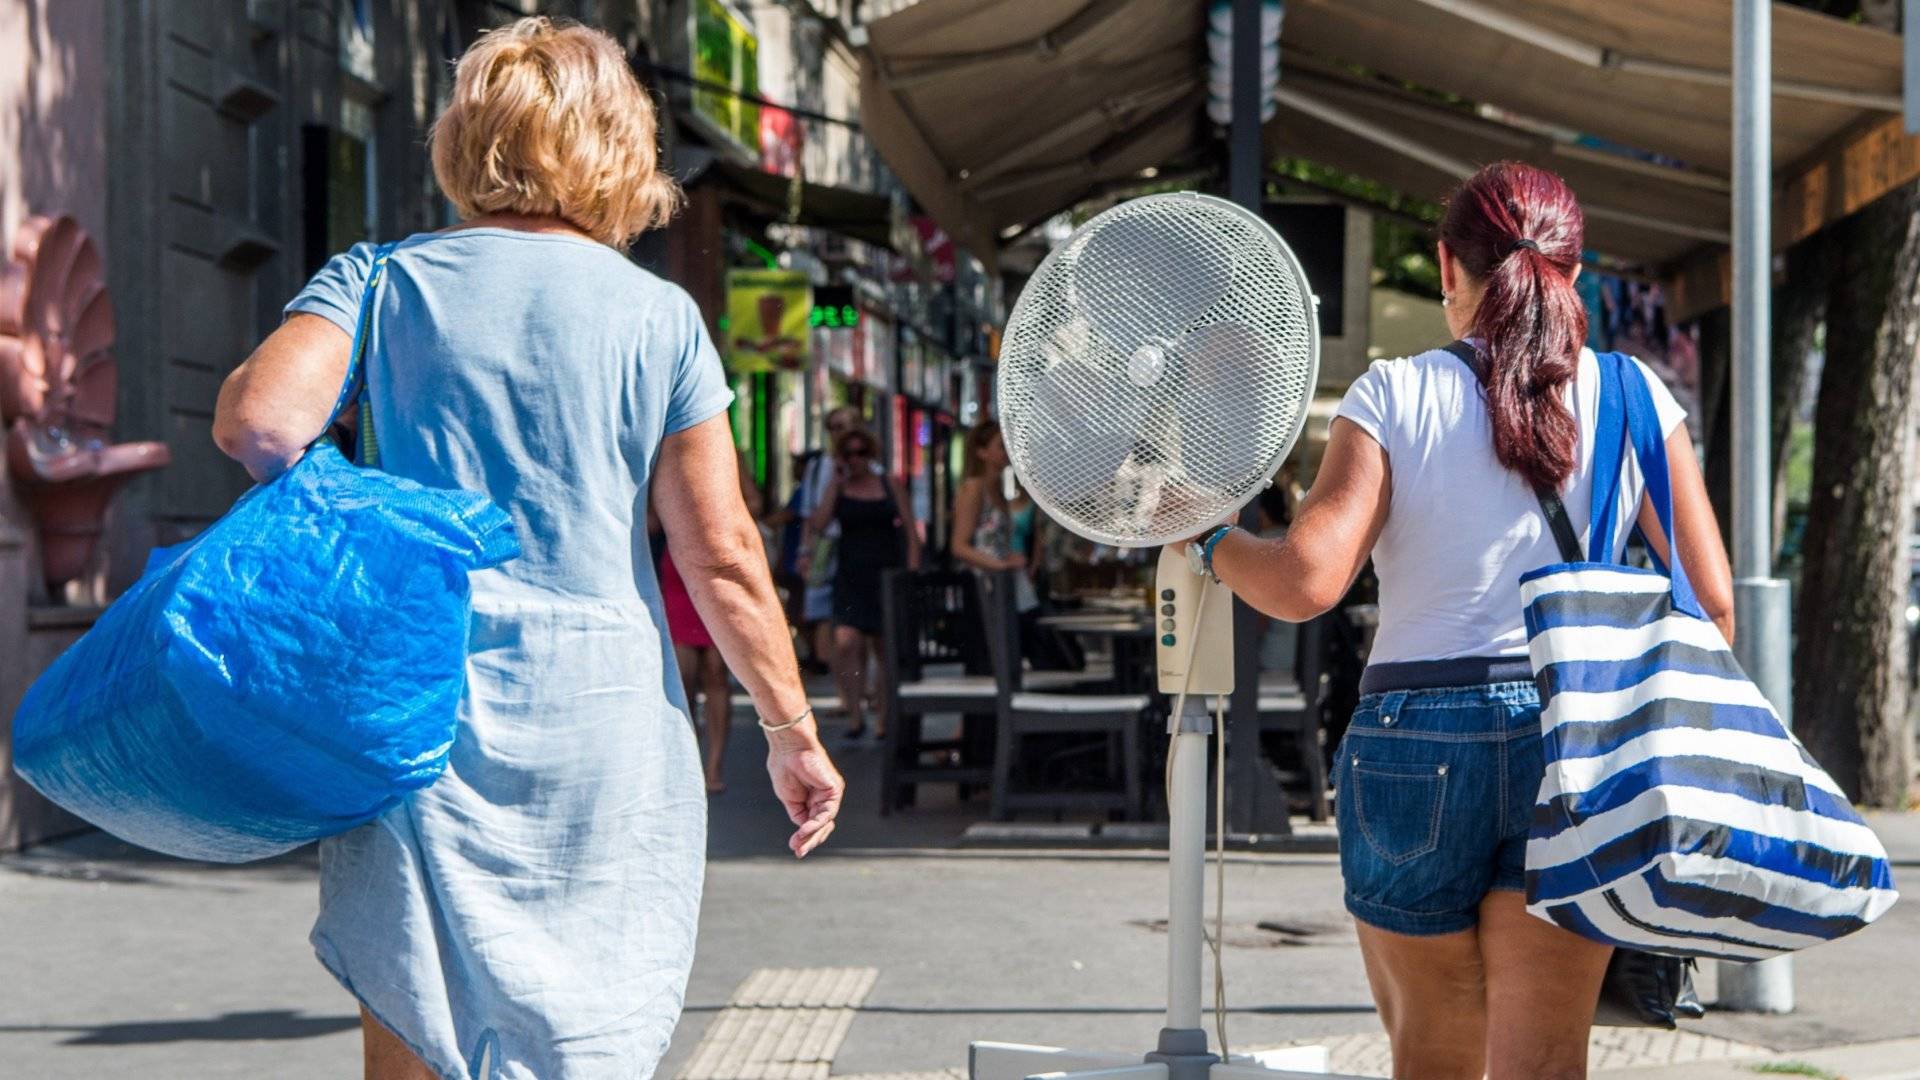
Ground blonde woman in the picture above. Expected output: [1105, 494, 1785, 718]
[802, 426, 920, 739]
[213, 19, 843, 1079]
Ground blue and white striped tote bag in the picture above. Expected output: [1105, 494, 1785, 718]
[1520, 352, 1898, 961]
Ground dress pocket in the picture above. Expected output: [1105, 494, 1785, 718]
[1350, 758, 1448, 865]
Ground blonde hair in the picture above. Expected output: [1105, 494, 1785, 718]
[833, 426, 879, 460]
[430, 17, 679, 248]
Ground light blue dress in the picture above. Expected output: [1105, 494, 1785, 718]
[287, 228, 733, 1080]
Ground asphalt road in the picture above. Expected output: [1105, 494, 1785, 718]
[1, 722, 1916, 1079]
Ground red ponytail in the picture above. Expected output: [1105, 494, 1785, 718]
[1439, 162, 1589, 491]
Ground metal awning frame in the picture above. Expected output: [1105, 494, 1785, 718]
[1408, 0, 1901, 112]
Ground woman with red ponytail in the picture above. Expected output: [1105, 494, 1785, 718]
[1189, 162, 1733, 1077]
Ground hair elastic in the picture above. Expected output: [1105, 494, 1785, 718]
[1510, 238, 1543, 254]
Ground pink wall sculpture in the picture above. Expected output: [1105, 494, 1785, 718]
[0, 214, 169, 591]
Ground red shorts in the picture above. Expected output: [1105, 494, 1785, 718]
[658, 549, 715, 649]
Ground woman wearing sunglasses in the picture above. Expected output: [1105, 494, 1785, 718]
[804, 426, 921, 739]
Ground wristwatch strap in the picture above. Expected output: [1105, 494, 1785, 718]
[1197, 524, 1235, 582]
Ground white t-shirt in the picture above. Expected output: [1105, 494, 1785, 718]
[1336, 345, 1686, 664]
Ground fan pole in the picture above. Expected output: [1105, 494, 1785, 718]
[1163, 723, 1212, 1038]
[1148, 558, 1234, 1076]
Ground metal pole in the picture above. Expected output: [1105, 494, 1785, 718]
[1731, 0, 1771, 585]
[1906, 0, 1920, 135]
[1229, 0, 1263, 208]
[1723, 0, 1794, 1014]
[1222, 0, 1288, 837]
[1165, 724, 1211, 1033]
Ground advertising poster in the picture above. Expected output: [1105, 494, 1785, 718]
[726, 269, 811, 372]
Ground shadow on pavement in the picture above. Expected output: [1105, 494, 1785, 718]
[706, 711, 1120, 860]
[0, 1009, 359, 1045]
[678, 1002, 1375, 1016]
[0, 832, 321, 888]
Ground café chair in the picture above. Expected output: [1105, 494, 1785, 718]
[1254, 612, 1331, 822]
[878, 569, 998, 814]
[979, 570, 1149, 821]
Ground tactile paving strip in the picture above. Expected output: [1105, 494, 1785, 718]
[677, 967, 880, 1080]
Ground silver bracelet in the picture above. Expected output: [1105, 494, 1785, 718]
[759, 707, 812, 734]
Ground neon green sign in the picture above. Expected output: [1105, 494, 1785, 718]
[808, 305, 860, 329]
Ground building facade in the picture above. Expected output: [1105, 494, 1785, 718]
[0, 0, 996, 851]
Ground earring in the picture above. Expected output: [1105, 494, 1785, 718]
[1441, 292, 1452, 307]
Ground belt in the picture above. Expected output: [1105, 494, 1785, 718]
[1359, 655, 1535, 696]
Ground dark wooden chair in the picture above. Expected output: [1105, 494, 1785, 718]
[978, 570, 1150, 821]
[1255, 612, 1331, 821]
[878, 569, 996, 814]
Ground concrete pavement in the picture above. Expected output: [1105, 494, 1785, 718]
[0, 714, 1916, 1078]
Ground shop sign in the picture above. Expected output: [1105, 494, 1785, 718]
[889, 216, 956, 284]
[899, 328, 923, 401]
[760, 104, 803, 179]
[817, 322, 855, 379]
[691, 0, 761, 159]
[923, 349, 949, 406]
[858, 312, 894, 392]
[809, 285, 859, 328]
[725, 269, 810, 372]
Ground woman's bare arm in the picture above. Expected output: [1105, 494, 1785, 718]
[1636, 427, 1736, 643]
[950, 478, 1009, 571]
[1202, 419, 1391, 623]
[890, 478, 923, 570]
[212, 314, 352, 480]
[655, 415, 843, 857]
[805, 475, 841, 539]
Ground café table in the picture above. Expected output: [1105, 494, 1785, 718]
[1035, 612, 1156, 695]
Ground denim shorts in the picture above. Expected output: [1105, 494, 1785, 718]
[1333, 680, 1545, 936]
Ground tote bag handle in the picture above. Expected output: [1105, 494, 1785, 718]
[313, 242, 399, 460]
[1591, 352, 1707, 620]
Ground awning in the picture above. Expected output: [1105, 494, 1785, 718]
[1262, 58, 1733, 270]
[859, 0, 1207, 264]
[1282, 0, 1900, 178]
[857, 0, 1904, 283]
[689, 157, 898, 250]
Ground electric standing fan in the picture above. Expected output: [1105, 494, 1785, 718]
[971, 193, 1357, 1080]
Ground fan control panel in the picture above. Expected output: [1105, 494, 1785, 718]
[1154, 546, 1236, 696]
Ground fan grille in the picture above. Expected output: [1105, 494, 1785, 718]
[997, 193, 1320, 548]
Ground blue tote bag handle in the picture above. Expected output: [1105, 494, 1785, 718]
[1584, 353, 1628, 562]
[1621, 355, 1706, 619]
[316, 242, 399, 461]
[1588, 351, 1707, 620]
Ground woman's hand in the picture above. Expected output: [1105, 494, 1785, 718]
[765, 726, 844, 858]
[1001, 552, 1028, 571]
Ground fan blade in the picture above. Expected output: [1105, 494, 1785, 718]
[1016, 363, 1142, 505]
[1072, 207, 1233, 348]
[1170, 322, 1289, 493]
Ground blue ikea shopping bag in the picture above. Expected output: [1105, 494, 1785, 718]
[1520, 352, 1896, 960]
[11, 244, 519, 862]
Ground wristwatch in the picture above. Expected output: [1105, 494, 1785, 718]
[1186, 524, 1236, 583]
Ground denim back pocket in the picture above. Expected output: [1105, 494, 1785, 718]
[1350, 758, 1447, 865]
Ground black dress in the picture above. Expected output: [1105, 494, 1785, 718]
[831, 493, 906, 634]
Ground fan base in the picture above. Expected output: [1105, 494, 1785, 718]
[969, 1039, 1356, 1079]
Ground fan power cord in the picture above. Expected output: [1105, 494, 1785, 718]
[1161, 579, 1231, 1062]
